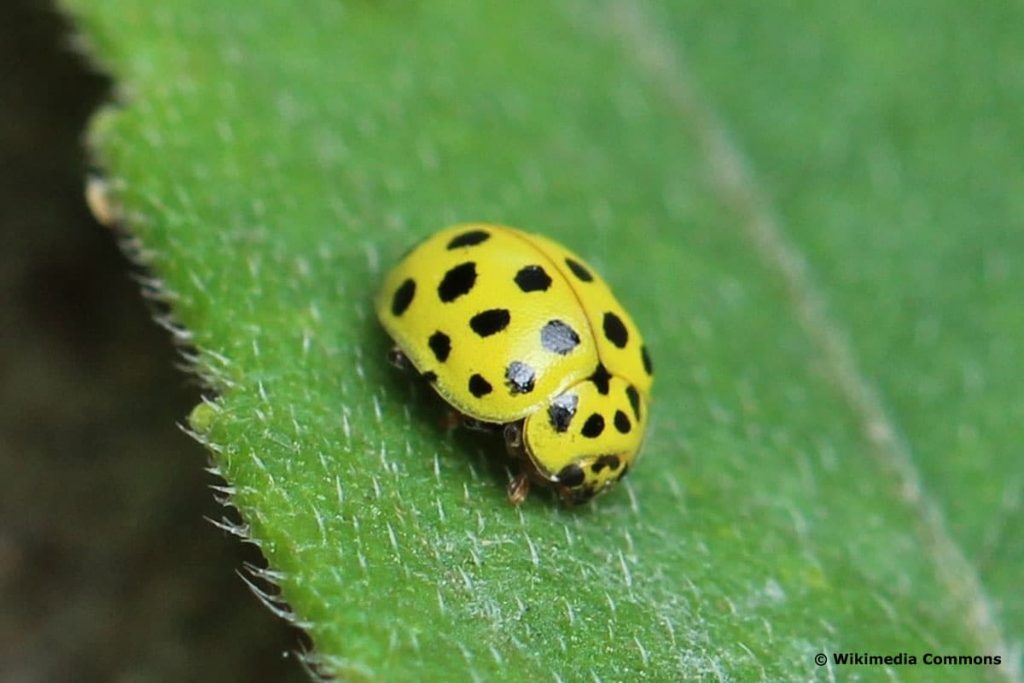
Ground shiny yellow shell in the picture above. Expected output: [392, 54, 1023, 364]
[375, 224, 653, 504]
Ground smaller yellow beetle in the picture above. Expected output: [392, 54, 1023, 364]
[375, 224, 653, 505]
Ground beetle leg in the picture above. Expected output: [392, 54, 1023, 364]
[503, 422, 524, 453]
[506, 472, 530, 506]
[439, 412, 497, 433]
[463, 417, 496, 433]
[440, 410, 462, 432]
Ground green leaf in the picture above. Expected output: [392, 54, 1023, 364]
[64, 0, 1022, 680]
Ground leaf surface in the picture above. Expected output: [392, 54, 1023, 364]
[65, 0, 1022, 680]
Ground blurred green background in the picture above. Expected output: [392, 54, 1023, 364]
[0, 3, 301, 680]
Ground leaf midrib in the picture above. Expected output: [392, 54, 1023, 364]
[598, 2, 1019, 680]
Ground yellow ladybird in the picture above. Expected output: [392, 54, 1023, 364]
[375, 224, 653, 505]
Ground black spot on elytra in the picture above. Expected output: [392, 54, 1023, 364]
[468, 373, 492, 397]
[391, 278, 416, 316]
[641, 344, 653, 375]
[469, 308, 511, 337]
[438, 262, 476, 302]
[514, 265, 552, 292]
[540, 320, 580, 355]
[556, 463, 585, 487]
[626, 385, 641, 421]
[581, 413, 605, 438]
[421, 371, 437, 383]
[548, 393, 579, 433]
[591, 454, 621, 474]
[614, 410, 631, 434]
[428, 331, 451, 362]
[565, 257, 593, 282]
[446, 229, 491, 249]
[505, 361, 536, 394]
[589, 363, 611, 395]
[603, 311, 629, 348]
